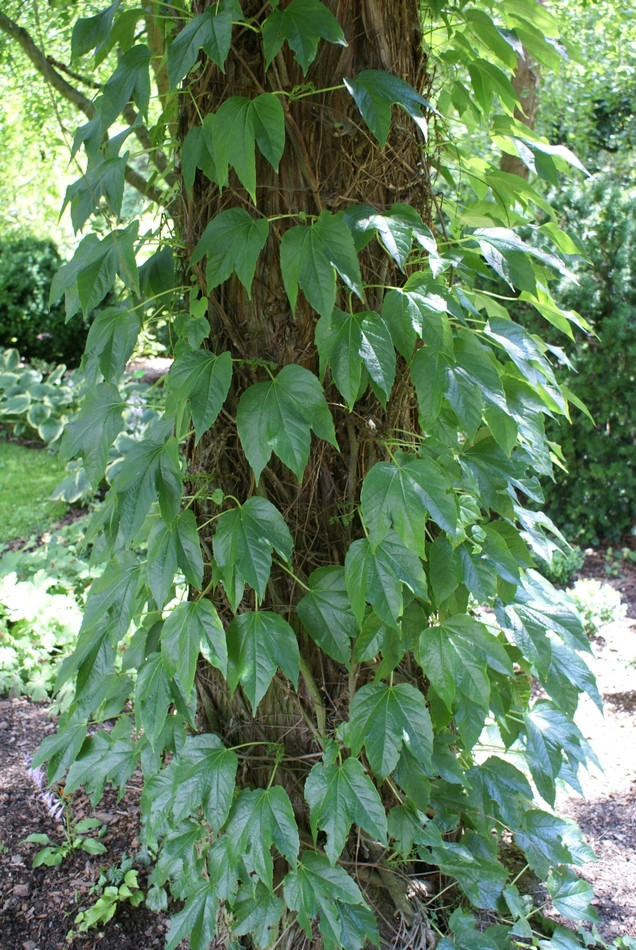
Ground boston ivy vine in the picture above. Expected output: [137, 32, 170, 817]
[24, 1, 609, 947]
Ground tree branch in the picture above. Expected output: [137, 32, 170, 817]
[0, 10, 175, 207]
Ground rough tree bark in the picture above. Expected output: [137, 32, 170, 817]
[180, 0, 434, 904]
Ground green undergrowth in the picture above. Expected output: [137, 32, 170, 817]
[0, 439, 68, 544]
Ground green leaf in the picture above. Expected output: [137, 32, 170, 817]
[166, 882, 218, 950]
[237, 364, 337, 481]
[234, 882, 283, 948]
[283, 852, 367, 946]
[344, 203, 436, 271]
[83, 306, 141, 386]
[305, 747, 387, 863]
[213, 497, 293, 609]
[226, 786, 299, 886]
[173, 734, 238, 830]
[101, 44, 151, 126]
[148, 509, 204, 608]
[315, 309, 395, 407]
[71, 2, 118, 61]
[361, 453, 458, 556]
[64, 155, 127, 232]
[226, 611, 299, 712]
[78, 554, 144, 642]
[344, 531, 428, 628]
[32, 719, 88, 785]
[50, 226, 139, 319]
[181, 116, 221, 191]
[166, 349, 232, 444]
[280, 212, 363, 319]
[516, 809, 573, 877]
[347, 681, 433, 780]
[167, 0, 240, 87]
[211, 94, 285, 199]
[191, 208, 269, 293]
[547, 868, 596, 922]
[65, 730, 138, 804]
[135, 653, 172, 752]
[297, 567, 357, 664]
[382, 284, 451, 360]
[344, 70, 432, 147]
[113, 437, 183, 545]
[428, 536, 460, 605]
[262, 0, 346, 73]
[162, 599, 227, 695]
[59, 383, 124, 490]
[411, 345, 446, 424]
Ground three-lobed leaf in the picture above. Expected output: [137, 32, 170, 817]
[167, 0, 241, 87]
[262, 0, 346, 73]
[237, 364, 337, 481]
[226, 611, 299, 712]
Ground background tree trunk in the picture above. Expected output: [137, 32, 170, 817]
[181, 0, 433, 827]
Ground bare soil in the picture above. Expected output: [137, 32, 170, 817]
[0, 551, 635, 949]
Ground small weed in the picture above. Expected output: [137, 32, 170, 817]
[67, 856, 144, 939]
[24, 812, 107, 868]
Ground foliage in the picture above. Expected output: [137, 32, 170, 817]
[6, 1, 614, 948]
[0, 516, 95, 704]
[0, 236, 90, 366]
[24, 816, 107, 868]
[535, 544, 584, 588]
[536, 175, 636, 545]
[538, 0, 636, 168]
[568, 579, 627, 638]
[0, 346, 84, 446]
[0, 440, 68, 545]
[70, 866, 144, 936]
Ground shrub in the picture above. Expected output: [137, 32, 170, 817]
[537, 174, 636, 544]
[0, 235, 90, 366]
[536, 544, 585, 587]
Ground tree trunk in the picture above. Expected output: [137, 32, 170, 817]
[500, 50, 541, 179]
[181, 0, 432, 869]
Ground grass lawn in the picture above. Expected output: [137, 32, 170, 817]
[0, 440, 68, 544]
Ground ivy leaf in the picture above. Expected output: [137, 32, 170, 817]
[237, 364, 337, 481]
[226, 611, 299, 712]
[382, 284, 451, 360]
[347, 681, 434, 780]
[297, 567, 357, 664]
[166, 349, 233, 444]
[161, 600, 227, 695]
[173, 734, 238, 830]
[83, 306, 141, 386]
[234, 882, 284, 948]
[71, 2, 118, 61]
[78, 554, 144, 642]
[64, 155, 127, 232]
[262, 0, 346, 73]
[213, 497, 293, 609]
[305, 748, 387, 863]
[181, 116, 223, 191]
[547, 868, 596, 922]
[113, 437, 183, 545]
[344, 70, 432, 147]
[315, 309, 395, 408]
[101, 45, 151, 126]
[345, 531, 428, 628]
[361, 453, 458, 556]
[167, 0, 240, 87]
[60, 383, 125, 490]
[212, 94, 285, 199]
[280, 212, 363, 319]
[226, 786, 299, 887]
[344, 203, 436, 270]
[166, 882, 218, 950]
[148, 509, 204, 607]
[135, 654, 172, 752]
[283, 852, 366, 946]
[191, 208, 269, 294]
[50, 226, 139, 319]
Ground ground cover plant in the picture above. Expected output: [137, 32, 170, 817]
[0, 1, 624, 948]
